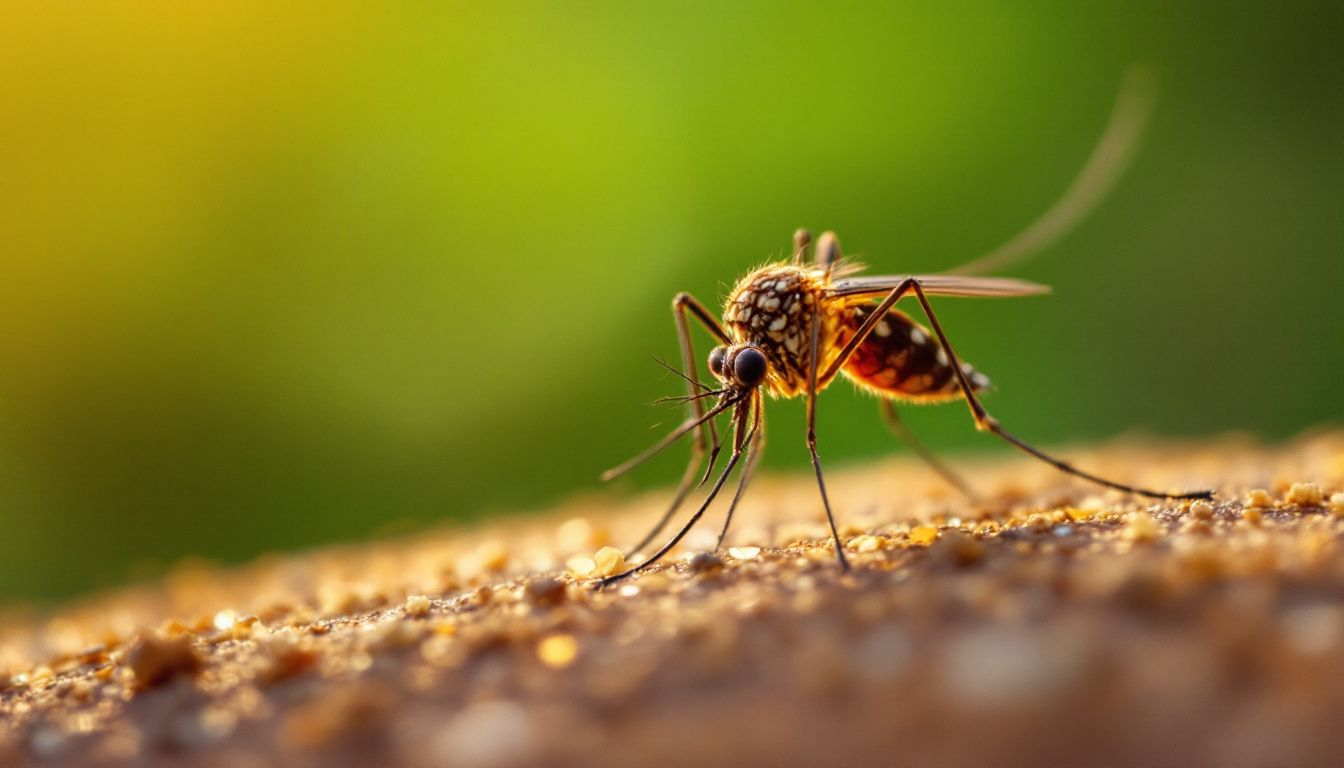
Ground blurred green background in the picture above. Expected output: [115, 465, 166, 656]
[0, 2, 1340, 605]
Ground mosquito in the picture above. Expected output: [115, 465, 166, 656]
[598, 68, 1212, 586]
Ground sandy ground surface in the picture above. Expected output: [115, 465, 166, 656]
[3, 432, 1344, 767]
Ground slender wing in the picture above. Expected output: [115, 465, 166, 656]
[828, 274, 1051, 299]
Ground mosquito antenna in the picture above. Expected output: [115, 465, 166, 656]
[651, 388, 727, 406]
[948, 65, 1158, 276]
[601, 394, 741, 482]
[650, 354, 713, 392]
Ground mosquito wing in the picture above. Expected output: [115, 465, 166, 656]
[828, 274, 1051, 299]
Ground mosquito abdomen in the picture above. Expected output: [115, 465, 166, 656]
[841, 305, 991, 402]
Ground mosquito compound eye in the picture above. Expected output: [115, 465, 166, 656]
[733, 347, 768, 388]
[708, 346, 728, 379]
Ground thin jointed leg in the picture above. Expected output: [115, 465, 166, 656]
[820, 279, 1211, 500]
[903, 282, 1212, 500]
[792, 229, 812, 265]
[716, 391, 765, 549]
[628, 444, 705, 556]
[806, 307, 851, 571]
[879, 400, 979, 501]
[814, 231, 841, 273]
[601, 400, 756, 586]
[624, 292, 733, 555]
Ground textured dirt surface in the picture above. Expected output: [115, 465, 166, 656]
[4, 432, 1344, 767]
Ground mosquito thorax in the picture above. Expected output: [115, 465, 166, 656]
[722, 263, 834, 397]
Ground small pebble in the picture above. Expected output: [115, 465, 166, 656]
[593, 546, 626, 577]
[127, 634, 202, 689]
[687, 551, 724, 574]
[405, 595, 432, 617]
[1244, 489, 1274, 509]
[469, 585, 494, 607]
[1124, 511, 1162, 543]
[1329, 493, 1344, 517]
[908, 525, 939, 546]
[1286, 482, 1324, 506]
[727, 546, 761, 560]
[848, 535, 882, 553]
[1190, 500, 1214, 520]
[523, 576, 567, 608]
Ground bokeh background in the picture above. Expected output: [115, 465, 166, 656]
[0, 1, 1340, 605]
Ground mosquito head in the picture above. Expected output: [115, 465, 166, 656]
[709, 344, 769, 391]
[732, 347, 768, 388]
[708, 346, 728, 380]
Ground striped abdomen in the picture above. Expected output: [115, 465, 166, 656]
[841, 305, 991, 402]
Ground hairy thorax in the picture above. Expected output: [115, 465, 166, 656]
[721, 263, 856, 398]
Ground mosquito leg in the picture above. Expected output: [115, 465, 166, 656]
[879, 399, 980, 501]
[806, 307, 851, 571]
[600, 448, 745, 586]
[601, 401, 755, 587]
[695, 421, 727, 489]
[792, 229, 813, 265]
[619, 293, 734, 555]
[817, 277, 1210, 500]
[670, 291, 730, 455]
[628, 444, 708, 556]
[904, 281, 1214, 501]
[716, 391, 766, 550]
[631, 401, 732, 555]
[820, 278, 918, 384]
[814, 231, 841, 273]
